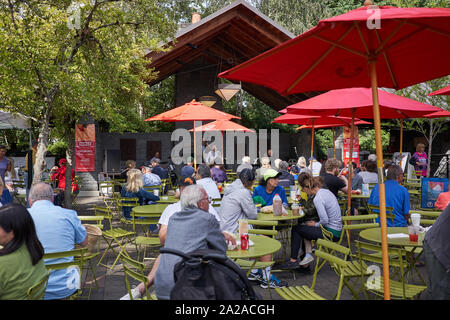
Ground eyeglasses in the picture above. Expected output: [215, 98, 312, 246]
[200, 196, 212, 203]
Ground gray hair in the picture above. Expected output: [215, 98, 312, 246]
[29, 183, 54, 204]
[242, 156, 251, 164]
[180, 184, 205, 209]
[368, 154, 377, 161]
[279, 161, 289, 171]
[261, 156, 270, 166]
[386, 164, 403, 180]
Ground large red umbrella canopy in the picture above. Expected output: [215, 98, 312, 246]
[219, 6, 450, 94]
[189, 119, 254, 132]
[144, 100, 239, 122]
[297, 119, 372, 129]
[423, 110, 450, 118]
[273, 113, 371, 126]
[428, 85, 450, 96]
[282, 87, 442, 118]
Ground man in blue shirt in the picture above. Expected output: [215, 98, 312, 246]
[368, 165, 410, 227]
[28, 183, 88, 300]
[253, 169, 288, 207]
[141, 166, 161, 187]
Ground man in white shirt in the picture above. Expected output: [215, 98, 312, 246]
[120, 177, 229, 300]
[195, 164, 221, 200]
[309, 157, 322, 177]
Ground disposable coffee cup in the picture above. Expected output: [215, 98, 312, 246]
[238, 219, 248, 234]
[153, 189, 159, 197]
[411, 213, 421, 227]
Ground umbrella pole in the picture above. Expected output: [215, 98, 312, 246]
[193, 121, 197, 170]
[399, 119, 403, 170]
[310, 122, 315, 171]
[333, 127, 336, 159]
[370, 60, 391, 300]
[346, 109, 355, 245]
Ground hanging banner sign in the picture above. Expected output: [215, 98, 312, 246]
[75, 123, 95, 172]
[342, 126, 360, 167]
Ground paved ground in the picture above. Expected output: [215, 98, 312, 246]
[72, 196, 430, 301]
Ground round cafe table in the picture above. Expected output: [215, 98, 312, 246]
[359, 227, 426, 285]
[257, 210, 304, 222]
[226, 234, 281, 260]
[131, 204, 169, 217]
[156, 195, 178, 204]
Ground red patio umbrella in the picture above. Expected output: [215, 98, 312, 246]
[189, 119, 254, 163]
[297, 119, 372, 159]
[219, 2, 450, 299]
[428, 85, 450, 96]
[273, 114, 371, 169]
[423, 110, 450, 118]
[145, 100, 240, 168]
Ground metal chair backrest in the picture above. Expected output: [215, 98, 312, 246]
[26, 272, 49, 300]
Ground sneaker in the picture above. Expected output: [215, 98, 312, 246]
[277, 260, 300, 270]
[248, 270, 263, 283]
[299, 253, 314, 266]
[260, 274, 289, 289]
[120, 287, 142, 300]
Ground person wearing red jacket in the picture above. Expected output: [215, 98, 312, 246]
[50, 159, 79, 193]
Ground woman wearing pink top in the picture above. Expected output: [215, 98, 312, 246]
[411, 143, 428, 177]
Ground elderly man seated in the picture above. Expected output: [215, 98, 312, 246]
[154, 184, 234, 300]
[28, 183, 88, 300]
[140, 166, 161, 187]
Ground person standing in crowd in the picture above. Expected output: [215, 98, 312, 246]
[410, 143, 428, 177]
[424, 204, 450, 299]
[181, 156, 195, 179]
[281, 173, 342, 268]
[120, 169, 159, 220]
[0, 203, 47, 300]
[0, 145, 11, 184]
[236, 156, 253, 174]
[154, 185, 231, 300]
[253, 169, 288, 208]
[28, 183, 88, 300]
[322, 158, 348, 198]
[140, 166, 161, 187]
[196, 164, 221, 200]
[368, 165, 410, 227]
[278, 161, 294, 188]
[50, 158, 79, 207]
[255, 156, 272, 182]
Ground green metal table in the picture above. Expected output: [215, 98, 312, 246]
[257, 210, 304, 222]
[131, 204, 169, 216]
[156, 195, 178, 204]
[226, 234, 281, 260]
[359, 227, 426, 285]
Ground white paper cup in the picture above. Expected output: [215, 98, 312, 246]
[153, 189, 159, 197]
[411, 213, 421, 227]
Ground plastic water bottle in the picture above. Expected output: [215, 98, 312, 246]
[273, 194, 282, 216]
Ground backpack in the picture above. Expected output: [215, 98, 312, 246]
[160, 247, 260, 300]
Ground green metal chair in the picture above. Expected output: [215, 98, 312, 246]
[43, 247, 88, 300]
[119, 252, 156, 300]
[26, 272, 50, 300]
[95, 205, 136, 270]
[354, 240, 427, 300]
[275, 239, 351, 300]
[367, 204, 396, 226]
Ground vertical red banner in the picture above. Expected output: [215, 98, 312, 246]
[75, 124, 95, 172]
[342, 126, 360, 167]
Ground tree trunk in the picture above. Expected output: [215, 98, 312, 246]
[427, 119, 434, 178]
[32, 109, 51, 185]
[64, 130, 75, 209]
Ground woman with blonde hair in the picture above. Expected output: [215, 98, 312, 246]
[120, 169, 159, 220]
[410, 143, 428, 177]
[296, 156, 312, 175]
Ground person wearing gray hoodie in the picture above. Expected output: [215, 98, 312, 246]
[219, 168, 258, 234]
